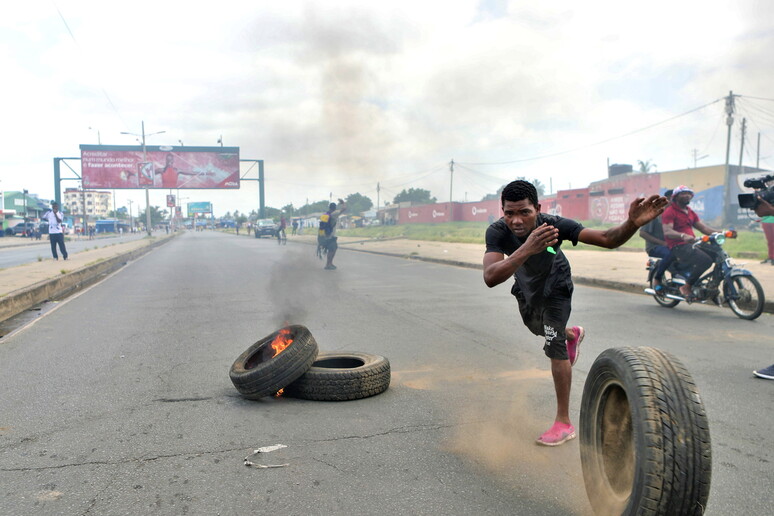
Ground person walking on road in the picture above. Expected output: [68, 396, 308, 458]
[320, 199, 347, 270]
[483, 180, 666, 446]
[42, 202, 68, 261]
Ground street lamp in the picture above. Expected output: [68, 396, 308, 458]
[88, 126, 102, 144]
[120, 121, 166, 236]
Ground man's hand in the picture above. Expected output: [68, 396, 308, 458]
[628, 195, 668, 227]
[521, 223, 559, 256]
[754, 197, 774, 217]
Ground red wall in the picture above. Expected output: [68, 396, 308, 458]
[398, 203, 453, 223]
[454, 200, 502, 222]
[552, 188, 590, 220]
[588, 174, 661, 223]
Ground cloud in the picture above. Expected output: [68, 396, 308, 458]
[2, 0, 773, 214]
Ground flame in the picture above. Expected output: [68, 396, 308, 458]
[271, 327, 293, 358]
[275, 388, 284, 397]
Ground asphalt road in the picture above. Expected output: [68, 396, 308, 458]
[0, 233, 147, 268]
[0, 231, 772, 515]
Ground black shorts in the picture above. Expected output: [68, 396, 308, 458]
[513, 287, 573, 360]
[318, 236, 338, 252]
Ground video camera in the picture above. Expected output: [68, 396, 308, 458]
[738, 174, 774, 209]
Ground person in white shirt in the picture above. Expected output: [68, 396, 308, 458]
[42, 202, 68, 260]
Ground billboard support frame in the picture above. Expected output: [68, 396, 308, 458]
[55, 155, 265, 223]
[239, 159, 265, 218]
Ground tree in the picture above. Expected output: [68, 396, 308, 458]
[297, 200, 330, 216]
[137, 206, 169, 227]
[345, 192, 373, 215]
[637, 160, 657, 174]
[481, 178, 545, 202]
[393, 188, 436, 204]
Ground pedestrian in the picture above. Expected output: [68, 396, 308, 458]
[320, 199, 347, 270]
[42, 202, 68, 261]
[483, 180, 666, 446]
[292, 220, 298, 235]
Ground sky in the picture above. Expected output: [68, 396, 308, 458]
[2, 0, 774, 217]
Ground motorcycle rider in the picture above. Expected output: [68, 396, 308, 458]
[661, 185, 731, 298]
[639, 189, 672, 288]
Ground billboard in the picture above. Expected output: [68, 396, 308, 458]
[80, 145, 240, 189]
[187, 202, 212, 217]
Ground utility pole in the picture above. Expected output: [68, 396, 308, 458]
[738, 118, 747, 172]
[128, 199, 134, 232]
[81, 184, 87, 237]
[376, 182, 380, 222]
[757, 132, 761, 169]
[449, 158, 454, 222]
[692, 148, 708, 168]
[121, 121, 166, 236]
[723, 90, 736, 225]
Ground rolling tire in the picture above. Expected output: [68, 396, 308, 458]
[284, 352, 390, 401]
[579, 347, 711, 516]
[230, 325, 318, 399]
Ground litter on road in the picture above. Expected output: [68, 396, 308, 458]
[243, 444, 289, 469]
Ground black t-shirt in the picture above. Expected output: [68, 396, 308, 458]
[485, 214, 583, 305]
[640, 215, 664, 253]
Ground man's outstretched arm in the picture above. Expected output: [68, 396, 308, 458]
[578, 195, 668, 249]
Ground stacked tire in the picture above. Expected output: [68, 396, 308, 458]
[230, 325, 390, 401]
[579, 347, 711, 516]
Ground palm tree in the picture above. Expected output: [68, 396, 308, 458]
[637, 160, 657, 174]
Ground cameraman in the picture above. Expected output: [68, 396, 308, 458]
[745, 198, 774, 380]
[754, 198, 774, 265]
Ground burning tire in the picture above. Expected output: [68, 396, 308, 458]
[284, 352, 390, 401]
[579, 347, 711, 516]
[230, 325, 318, 399]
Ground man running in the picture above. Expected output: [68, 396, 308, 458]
[483, 180, 667, 446]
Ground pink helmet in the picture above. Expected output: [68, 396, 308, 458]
[672, 185, 694, 198]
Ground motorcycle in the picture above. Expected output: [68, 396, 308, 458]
[644, 231, 766, 320]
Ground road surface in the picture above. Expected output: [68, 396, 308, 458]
[0, 231, 771, 515]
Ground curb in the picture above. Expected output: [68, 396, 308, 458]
[0, 236, 174, 323]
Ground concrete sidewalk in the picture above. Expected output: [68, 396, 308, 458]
[292, 234, 774, 312]
[0, 234, 175, 322]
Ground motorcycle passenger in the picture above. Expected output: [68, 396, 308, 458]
[662, 185, 727, 298]
[639, 189, 672, 289]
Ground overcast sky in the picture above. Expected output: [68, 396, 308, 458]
[2, 0, 774, 216]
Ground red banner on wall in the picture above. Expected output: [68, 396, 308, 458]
[80, 145, 240, 189]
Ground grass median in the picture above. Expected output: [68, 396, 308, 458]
[337, 221, 768, 259]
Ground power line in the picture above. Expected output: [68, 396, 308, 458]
[53, 2, 126, 124]
[740, 95, 774, 102]
[458, 98, 723, 166]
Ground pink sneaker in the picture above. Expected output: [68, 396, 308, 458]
[567, 326, 584, 366]
[536, 422, 576, 446]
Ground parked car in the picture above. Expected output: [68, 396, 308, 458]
[254, 219, 277, 238]
[12, 223, 37, 236]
